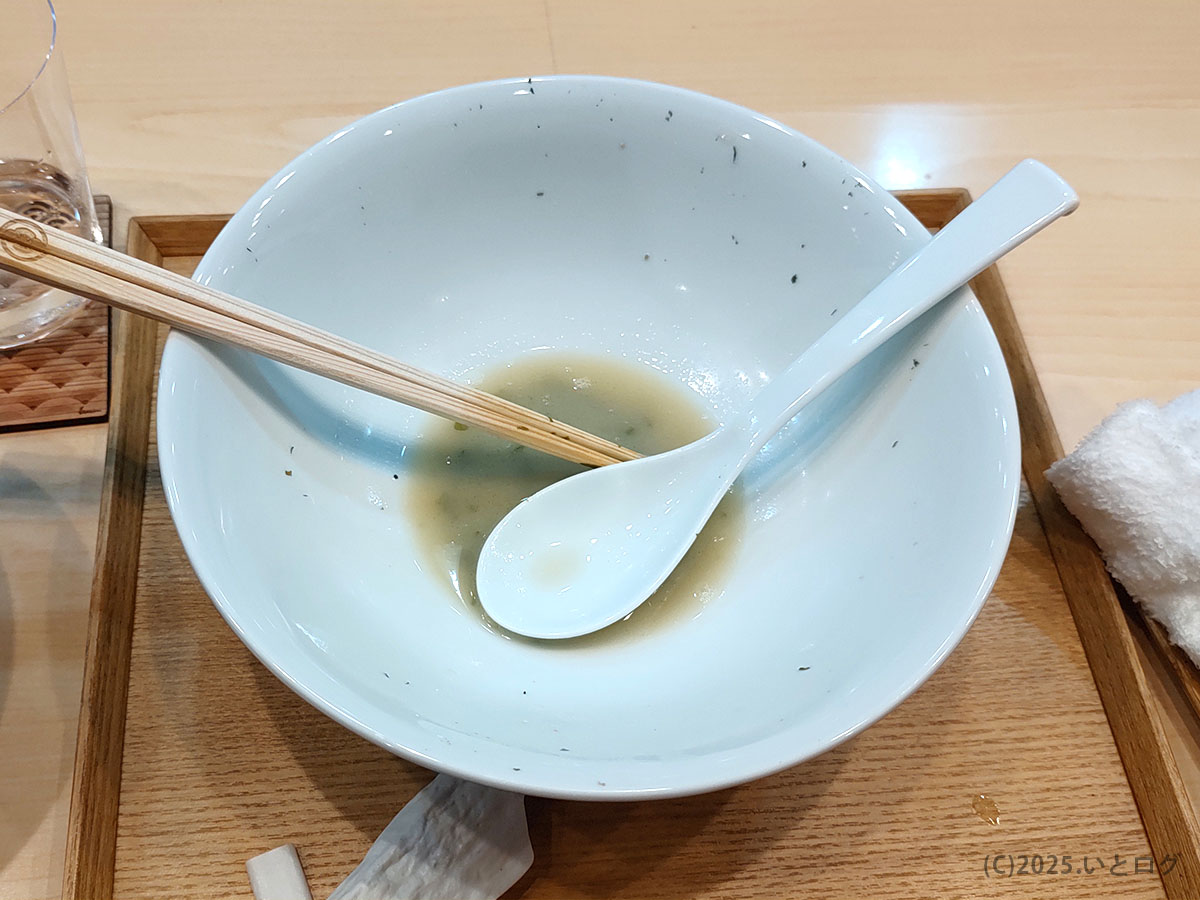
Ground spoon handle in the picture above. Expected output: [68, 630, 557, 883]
[739, 159, 1079, 455]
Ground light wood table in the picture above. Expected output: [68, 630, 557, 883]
[2, 2, 1197, 897]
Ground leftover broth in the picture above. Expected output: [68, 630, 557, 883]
[407, 354, 744, 639]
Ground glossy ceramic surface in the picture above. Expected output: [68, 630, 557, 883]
[157, 76, 1020, 799]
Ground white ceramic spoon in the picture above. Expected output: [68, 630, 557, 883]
[477, 159, 1078, 639]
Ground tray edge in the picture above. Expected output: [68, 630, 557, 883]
[62, 217, 227, 900]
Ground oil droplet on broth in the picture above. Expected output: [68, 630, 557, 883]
[405, 354, 745, 642]
[972, 794, 1000, 825]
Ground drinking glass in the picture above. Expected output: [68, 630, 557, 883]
[0, 0, 101, 348]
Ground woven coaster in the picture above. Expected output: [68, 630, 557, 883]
[0, 195, 112, 432]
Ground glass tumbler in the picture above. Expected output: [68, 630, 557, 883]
[0, 0, 101, 348]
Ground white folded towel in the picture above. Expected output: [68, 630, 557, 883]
[1046, 388, 1200, 663]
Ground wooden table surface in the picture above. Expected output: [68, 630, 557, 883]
[1, 2, 1197, 897]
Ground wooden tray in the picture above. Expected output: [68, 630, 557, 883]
[65, 195, 1200, 899]
[0, 196, 112, 431]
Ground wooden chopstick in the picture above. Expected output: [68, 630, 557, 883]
[0, 208, 639, 467]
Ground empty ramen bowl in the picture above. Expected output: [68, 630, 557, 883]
[157, 76, 1019, 799]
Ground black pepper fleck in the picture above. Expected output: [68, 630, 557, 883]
[798, 666, 810, 671]
[383, 672, 390, 678]
[912, 358, 920, 368]
[732, 145, 738, 163]
[536, 191, 544, 196]
[892, 440, 899, 448]
[790, 274, 797, 284]
[284, 469, 292, 476]
[802, 160, 807, 168]
[666, 110, 673, 121]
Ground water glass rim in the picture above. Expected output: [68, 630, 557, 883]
[0, 0, 58, 119]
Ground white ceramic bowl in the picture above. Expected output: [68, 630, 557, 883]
[158, 76, 1019, 799]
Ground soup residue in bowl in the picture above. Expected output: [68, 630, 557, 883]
[406, 354, 745, 640]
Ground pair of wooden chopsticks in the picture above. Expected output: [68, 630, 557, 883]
[0, 208, 638, 467]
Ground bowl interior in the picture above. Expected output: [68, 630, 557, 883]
[158, 76, 1018, 798]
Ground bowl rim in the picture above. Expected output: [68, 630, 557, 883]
[157, 74, 1021, 799]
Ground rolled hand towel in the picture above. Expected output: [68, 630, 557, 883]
[1046, 388, 1200, 663]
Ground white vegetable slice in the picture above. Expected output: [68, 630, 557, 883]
[328, 774, 533, 900]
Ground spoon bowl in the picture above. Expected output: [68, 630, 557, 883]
[479, 428, 739, 638]
[478, 160, 1079, 639]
